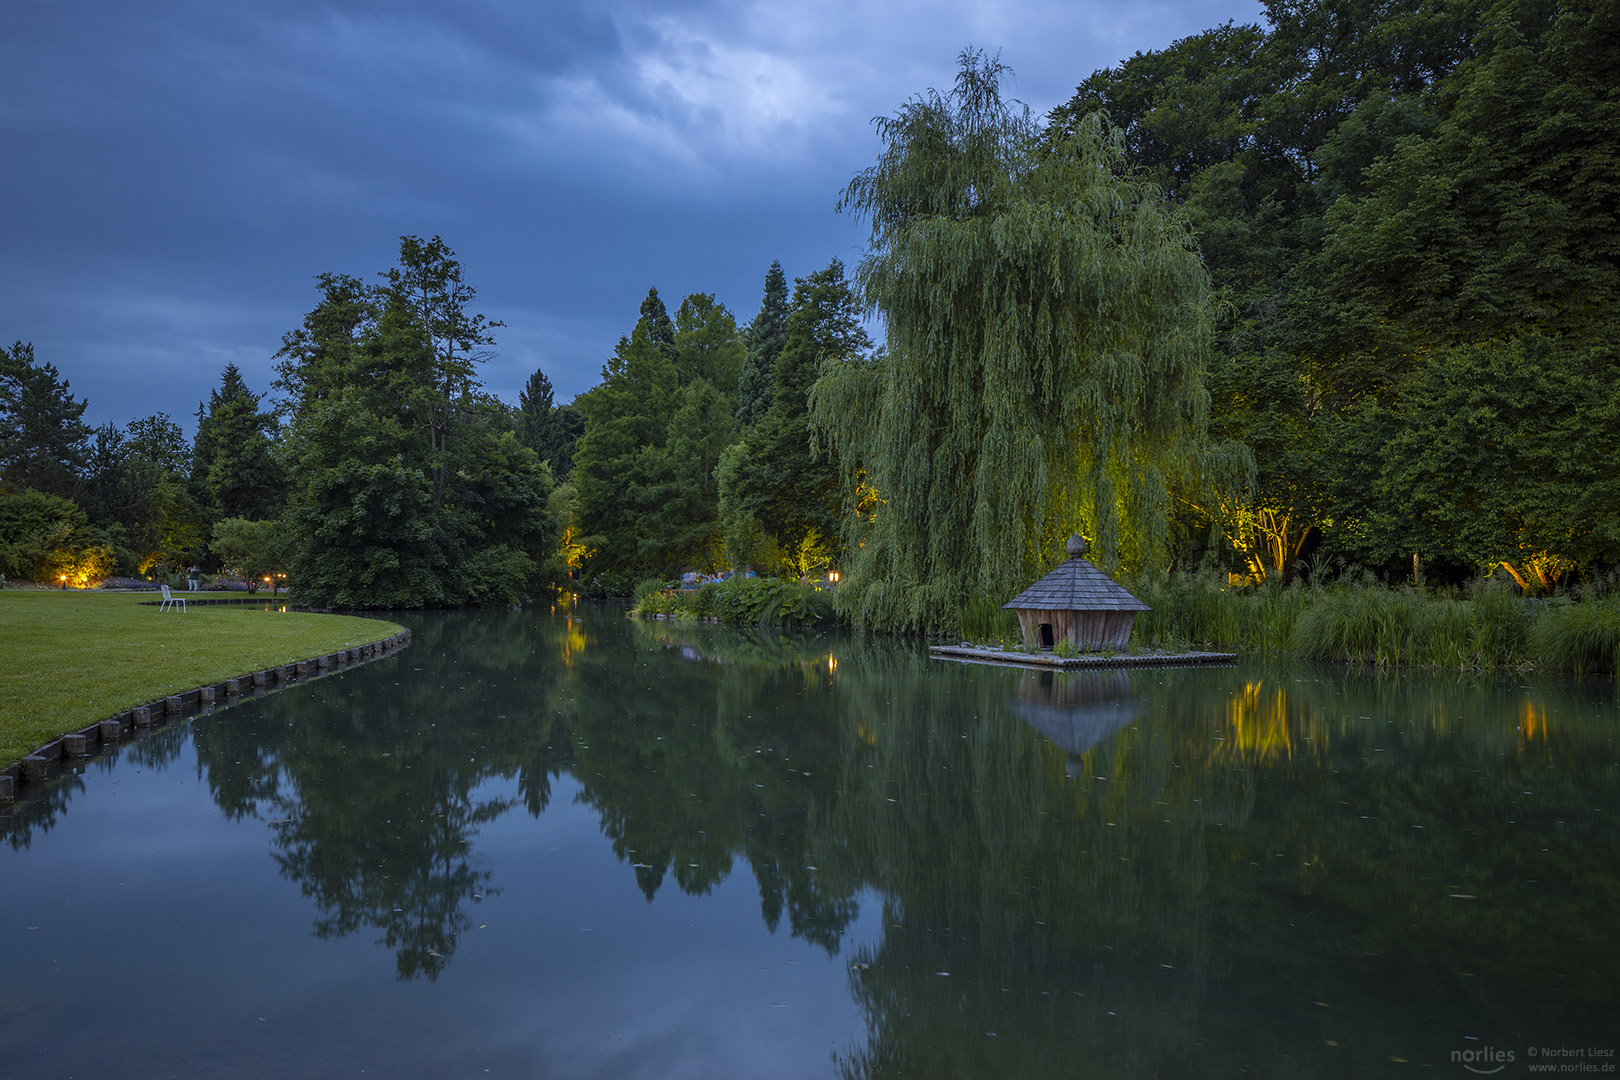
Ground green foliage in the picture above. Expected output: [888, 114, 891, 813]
[674, 293, 746, 394]
[957, 595, 1020, 645]
[631, 575, 835, 627]
[274, 242, 559, 608]
[1322, 334, 1620, 577]
[0, 341, 90, 498]
[208, 518, 289, 593]
[580, 567, 643, 599]
[1304, 0, 1620, 398]
[515, 367, 585, 481]
[1290, 587, 1532, 668]
[1128, 572, 1620, 674]
[818, 51, 1214, 633]
[192, 364, 285, 521]
[1531, 595, 1620, 676]
[574, 287, 742, 579]
[735, 261, 790, 427]
[1057, 0, 1619, 587]
[381, 234, 504, 510]
[456, 543, 539, 607]
[720, 259, 869, 575]
[0, 489, 113, 584]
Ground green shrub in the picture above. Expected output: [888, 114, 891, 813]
[581, 567, 643, 598]
[685, 576, 834, 627]
[454, 544, 537, 607]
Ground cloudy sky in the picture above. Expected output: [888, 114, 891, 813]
[2, 0, 1265, 432]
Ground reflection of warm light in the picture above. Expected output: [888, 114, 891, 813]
[561, 621, 587, 668]
[1217, 681, 1325, 765]
[1520, 700, 1549, 742]
[828, 654, 838, 673]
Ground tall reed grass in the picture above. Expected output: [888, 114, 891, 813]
[1121, 572, 1618, 675]
[1530, 594, 1620, 675]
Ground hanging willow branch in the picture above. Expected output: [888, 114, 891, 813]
[812, 49, 1214, 633]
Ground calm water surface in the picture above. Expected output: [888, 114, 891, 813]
[3, 604, 1617, 1078]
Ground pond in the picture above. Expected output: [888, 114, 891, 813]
[2, 603, 1616, 1077]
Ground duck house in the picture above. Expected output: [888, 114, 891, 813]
[1003, 535, 1150, 651]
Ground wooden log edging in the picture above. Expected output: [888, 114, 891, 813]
[928, 644, 1237, 669]
[0, 630, 412, 803]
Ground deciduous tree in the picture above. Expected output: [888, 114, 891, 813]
[816, 51, 1213, 631]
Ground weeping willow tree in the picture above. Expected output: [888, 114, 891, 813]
[812, 50, 1213, 633]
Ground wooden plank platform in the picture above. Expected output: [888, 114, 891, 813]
[929, 644, 1236, 669]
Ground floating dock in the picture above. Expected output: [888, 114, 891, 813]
[929, 644, 1236, 669]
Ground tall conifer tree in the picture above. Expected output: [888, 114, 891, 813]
[0, 341, 90, 498]
[735, 262, 790, 426]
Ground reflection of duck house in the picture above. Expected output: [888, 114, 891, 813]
[1003, 535, 1150, 651]
[1009, 669, 1144, 776]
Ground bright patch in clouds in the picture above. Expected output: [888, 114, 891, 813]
[0, 0, 1266, 427]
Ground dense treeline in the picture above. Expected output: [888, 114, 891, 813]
[1050, 0, 1619, 593]
[0, 238, 574, 605]
[3, 0, 1615, 623]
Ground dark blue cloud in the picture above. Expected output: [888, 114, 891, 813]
[1, 0, 1264, 431]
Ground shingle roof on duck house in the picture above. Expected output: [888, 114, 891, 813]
[1003, 535, 1150, 650]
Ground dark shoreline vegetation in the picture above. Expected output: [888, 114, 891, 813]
[3, 3, 1617, 670]
[634, 573, 1620, 676]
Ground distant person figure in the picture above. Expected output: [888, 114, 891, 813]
[187, 566, 200, 592]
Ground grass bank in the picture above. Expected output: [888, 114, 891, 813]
[1, 591, 402, 766]
[1123, 575, 1620, 675]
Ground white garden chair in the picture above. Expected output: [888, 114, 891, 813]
[160, 583, 187, 613]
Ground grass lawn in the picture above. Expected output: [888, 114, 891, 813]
[0, 590, 402, 767]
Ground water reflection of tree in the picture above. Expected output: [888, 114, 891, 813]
[190, 608, 566, 980]
[2, 769, 84, 850]
[6, 722, 189, 850]
[18, 603, 1613, 1060]
[562, 618, 861, 949]
[826, 659, 1620, 1074]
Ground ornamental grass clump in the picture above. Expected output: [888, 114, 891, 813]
[1531, 594, 1620, 675]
